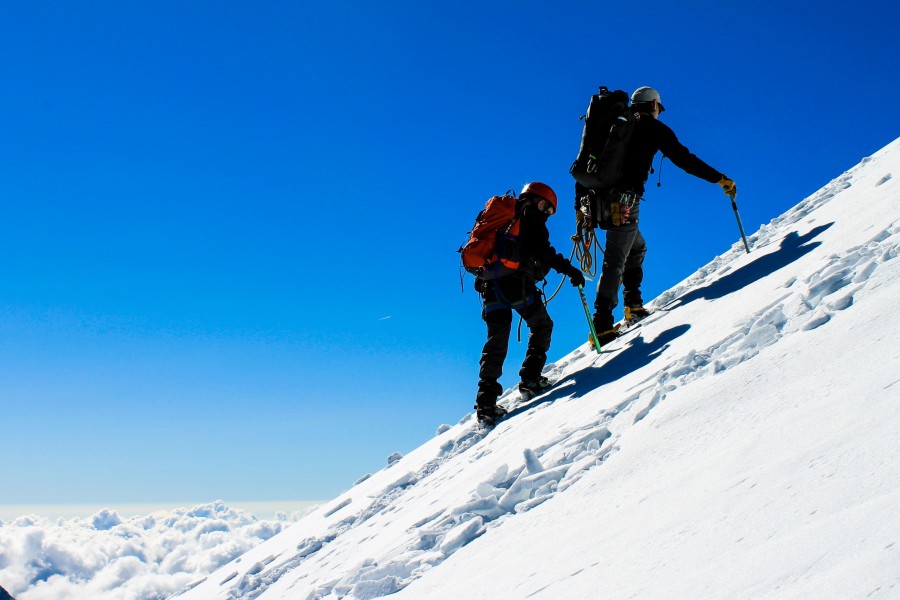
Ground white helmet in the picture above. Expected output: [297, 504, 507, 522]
[631, 86, 665, 112]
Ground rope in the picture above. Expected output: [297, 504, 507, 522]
[571, 225, 605, 278]
[542, 245, 575, 305]
[516, 245, 578, 342]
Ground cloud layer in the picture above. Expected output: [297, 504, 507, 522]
[0, 501, 313, 600]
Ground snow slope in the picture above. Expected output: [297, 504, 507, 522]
[173, 138, 900, 600]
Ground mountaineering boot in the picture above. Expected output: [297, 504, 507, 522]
[590, 324, 621, 349]
[475, 403, 508, 428]
[624, 305, 650, 326]
[518, 375, 553, 400]
[590, 309, 619, 349]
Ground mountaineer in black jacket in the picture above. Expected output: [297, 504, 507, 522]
[474, 182, 585, 427]
[582, 86, 737, 344]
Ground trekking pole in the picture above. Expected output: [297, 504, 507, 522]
[731, 197, 751, 253]
[578, 285, 603, 353]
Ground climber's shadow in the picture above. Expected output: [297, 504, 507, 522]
[508, 324, 691, 417]
[665, 223, 833, 309]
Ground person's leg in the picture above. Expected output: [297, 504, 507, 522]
[477, 277, 529, 409]
[517, 291, 553, 383]
[593, 226, 638, 334]
[622, 228, 647, 309]
[477, 306, 512, 409]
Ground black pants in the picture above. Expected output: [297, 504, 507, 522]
[476, 276, 553, 407]
[594, 225, 647, 328]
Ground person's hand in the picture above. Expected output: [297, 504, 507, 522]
[718, 176, 737, 200]
[567, 266, 586, 288]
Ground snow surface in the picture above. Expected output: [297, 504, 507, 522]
[5, 139, 899, 600]
[170, 138, 900, 600]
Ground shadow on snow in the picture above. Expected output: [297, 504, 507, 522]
[507, 323, 692, 419]
[503, 220, 831, 420]
[665, 223, 834, 309]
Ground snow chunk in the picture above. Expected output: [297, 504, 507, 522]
[439, 516, 484, 554]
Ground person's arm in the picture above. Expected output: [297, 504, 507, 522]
[656, 121, 722, 183]
[523, 207, 585, 286]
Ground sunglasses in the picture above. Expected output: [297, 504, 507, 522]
[537, 198, 555, 216]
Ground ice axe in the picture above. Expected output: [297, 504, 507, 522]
[578, 285, 603, 353]
[731, 197, 751, 253]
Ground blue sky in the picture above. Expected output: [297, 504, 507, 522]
[1, 0, 897, 507]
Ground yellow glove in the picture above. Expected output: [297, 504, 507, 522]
[718, 176, 737, 200]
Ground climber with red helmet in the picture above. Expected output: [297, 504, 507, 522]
[473, 182, 585, 427]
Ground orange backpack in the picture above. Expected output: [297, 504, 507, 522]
[460, 194, 523, 278]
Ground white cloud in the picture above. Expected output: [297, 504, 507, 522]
[0, 501, 315, 600]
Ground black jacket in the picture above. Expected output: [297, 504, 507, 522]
[514, 202, 572, 280]
[621, 113, 723, 195]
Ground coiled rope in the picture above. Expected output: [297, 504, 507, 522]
[572, 224, 605, 277]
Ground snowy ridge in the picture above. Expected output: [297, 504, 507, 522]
[173, 138, 900, 600]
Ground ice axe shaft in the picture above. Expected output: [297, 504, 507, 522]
[578, 285, 603, 353]
[731, 198, 751, 253]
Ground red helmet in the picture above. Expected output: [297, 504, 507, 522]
[520, 182, 558, 212]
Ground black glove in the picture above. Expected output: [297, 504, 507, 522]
[474, 278, 486, 294]
[566, 265, 585, 288]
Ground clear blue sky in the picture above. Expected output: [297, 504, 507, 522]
[2, 0, 897, 507]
